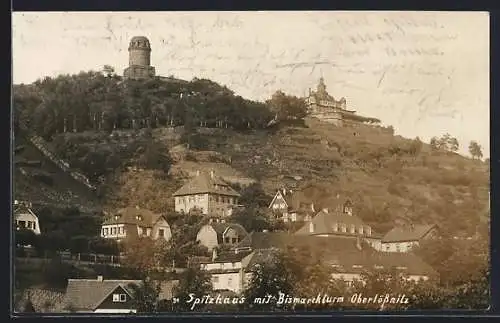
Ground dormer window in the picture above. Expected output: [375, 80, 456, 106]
[350, 225, 355, 234]
[135, 215, 143, 221]
[358, 226, 364, 235]
[341, 224, 347, 233]
[366, 226, 372, 236]
[332, 222, 338, 232]
[343, 201, 353, 215]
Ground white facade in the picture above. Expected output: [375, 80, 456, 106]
[380, 241, 419, 253]
[175, 193, 237, 216]
[15, 209, 41, 235]
[201, 261, 245, 294]
[101, 218, 172, 241]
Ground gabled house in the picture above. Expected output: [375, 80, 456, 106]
[101, 207, 172, 242]
[14, 200, 41, 235]
[268, 188, 315, 223]
[196, 249, 254, 294]
[294, 199, 382, 250]
[196, 220, 249, 251]
[380, 224, 438, 253]
[173, 170, 240, 217]
[64, 276, 141, 313]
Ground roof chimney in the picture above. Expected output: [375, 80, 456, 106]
[135, 205, 140, 209]
[282, 188, 286, 196]
[14, 200, 19, 205]
[97, 275, 103, 281]
[196, 170, 200, 176]
[310, 203, 315, 212]
[221, 219, 226, 224]
[210, 170, 215, 179]
[209, 218, 213, 224]
[322, 208, 329, 213]
[356, 236, 362, 251]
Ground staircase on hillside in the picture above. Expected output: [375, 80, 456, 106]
[16, 122, 96, 191]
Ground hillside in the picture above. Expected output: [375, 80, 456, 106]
[13, 72, 489, 237]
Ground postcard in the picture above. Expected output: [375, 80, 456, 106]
[12, 11, 490, 314]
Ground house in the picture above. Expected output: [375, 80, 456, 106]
[267, 188, 315, 223]
[14, 200, 41, 235]
[233, 231, 435, 287]
[64, 276, 142, 313]
[196, 220, 248, 251]
[380, 224, 438, 253]
[305, 77, 381, 127]
[294, 199, 382, 250]
[101, 207, 172, 242]
[197, 249, 253, 294]
[173, 170, 240, 217]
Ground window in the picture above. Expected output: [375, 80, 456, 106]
[350, 225, 355, 234]
[105, 228, 109, 235]
[112, 227, 116, 235]
[33, 222, 36, 230]
[332, 223, 338, 232]
[358, 226, 364, 235]
[113, 294, 127, 302]
[341, 224, 347, 233]
[231, 237, 237, 244]
[18, 221, 26, 228]
[228, 277, 233, 286]
[224, 237, 230, 244]
[159, 229, 165, 238]
[212, 276, 219, 283]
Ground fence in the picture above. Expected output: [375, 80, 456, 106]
[16, 251, 125, 267]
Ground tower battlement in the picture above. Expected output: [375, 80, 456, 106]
[123, 36, 155, 80]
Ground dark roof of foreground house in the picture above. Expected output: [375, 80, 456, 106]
[102, 207, 166, 226]
[64, 278, 141, 311]
[173, 171, 240, 197]
[382, 224, 437, 243]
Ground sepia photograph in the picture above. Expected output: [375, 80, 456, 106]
[12, 11, 490, 314]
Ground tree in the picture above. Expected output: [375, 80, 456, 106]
[266, 90, 307, 121]
[468, 141, 483, 160]
[122, 236, 170, 276]
[243, 250, 295, 311]
[238, 183, 272, 208]
[128, 279, 162, 313]
[228, 207, 272, 233]
[173, 267, 213, 312]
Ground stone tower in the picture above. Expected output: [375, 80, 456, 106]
[123, 36, 156, 80]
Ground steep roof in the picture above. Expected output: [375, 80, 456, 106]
[13, 202, 38, 218]
[102, 207, 165, 226]
[173, 171, 240, 197]
[64, 279, 141, 311]
[382, 224, 436, 243]
[209, 222, 248, 242]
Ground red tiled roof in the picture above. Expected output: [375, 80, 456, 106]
[173, 171, 240, 197]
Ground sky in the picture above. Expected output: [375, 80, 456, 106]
[12, 11, 490, 158]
